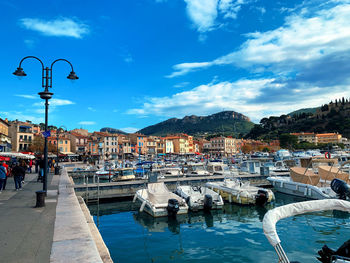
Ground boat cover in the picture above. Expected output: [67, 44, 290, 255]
[263, 199, 350, 247]
[147, 182, 183, 205]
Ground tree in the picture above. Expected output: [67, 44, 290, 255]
[241, 144, 253, 153]
[279, 134, 297, 149]
[28, 136, 57, 154]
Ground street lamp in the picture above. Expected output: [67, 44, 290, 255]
[56, 126, 67, 175]
[13, 56, 78, 192]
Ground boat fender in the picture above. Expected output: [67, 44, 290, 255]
[304, 187, 308, 196]
[256, 189, 269, 206]
[228, 194, 232, 203]
[167, 199, 180, 217]
[331, 178, 350, 200]
[204, 194, 213, 211]
[325, 152, 331, 159]
[140, 201, 146, 212]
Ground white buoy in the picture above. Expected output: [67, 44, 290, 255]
[133, 194, 137, 203]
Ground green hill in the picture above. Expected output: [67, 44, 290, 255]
[138, 111, 254, 137]
[246, 99, 350, 139]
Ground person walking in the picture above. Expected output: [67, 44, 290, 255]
[12, 162, 24, 191]
[20, 161, 27, 184]
[38, 158, 44, 182]
[2, 161, 9, 190]
[34, 159, 38, 173]
[29, 159, 33, 173]
[0, 162, 6, 193]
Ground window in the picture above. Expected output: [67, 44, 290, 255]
[65, 140, 68, 144]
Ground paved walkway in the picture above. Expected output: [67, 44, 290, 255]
[0, 171, 59, 263]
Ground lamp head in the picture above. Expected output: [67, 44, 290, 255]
[13, 67, 27, 77]
[67, 71, 79, 80]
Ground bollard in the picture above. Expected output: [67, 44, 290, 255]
[35, 190, 46, 207]
[55, 166, 60, 175]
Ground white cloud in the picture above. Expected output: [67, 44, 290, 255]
[24, 39, 36, 49]
[15, 94, 37, 99]
[20, 17, 89, 38]
[88, 107, 96, 112]
[124, 54, 133, 63]
[78, 121, 96, 125]
[120, 127, 139, 133]
[168, 3, 350, 77]
[127, 78, 350, 122]
[184, 0, 219, 32]
[183, 0, 251, 35]
[33, 99, 75, 107]
[174, 82, 190, 88]
[0, 111, 43, 123]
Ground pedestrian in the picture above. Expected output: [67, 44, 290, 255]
[12, 162, 24, 191]
[38, 158, 44, 182]
[48, 158, 52, 173]
[0, 162, 7, 193]
[35, 159, 39, 173]
[20, 161, 27, 184]
[2, 161, 9, 190]
[29, 159, 33, 173]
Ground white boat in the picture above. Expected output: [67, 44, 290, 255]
[133, 182, 188, 217]
[268, 158, 345, 199]
[206, 179, 274, 205]
[206, 162, 232, 176]
[268, 176, 337, 199]
[185, 163, 211, 176]
[175, 185, 224, 211]
[95, 169, 114, 180]
[263, 199, 350, 263]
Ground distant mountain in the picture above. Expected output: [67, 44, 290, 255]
[138, 111, 254, 137]
[246, 98, 350, 139]
[100, 127, 128, 135]
[288, 107, 319, 117]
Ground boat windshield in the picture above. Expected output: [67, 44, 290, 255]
[121, 169, 134, 176]
[214, 166, 223, 172]
[192, 165, 205, 171]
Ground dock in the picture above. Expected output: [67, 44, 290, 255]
[71, 172, 271, 200]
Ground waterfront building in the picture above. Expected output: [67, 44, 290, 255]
[8, 120, 34, 152]
[291, 132, 342, 145]
[118, 135, 132, 157]
[316, 133, 342, 144]
[290, 132, 317, 144]
[209, 136, 237, 156]
[68, 132, 89, 155]
[129, 133, 148, 155]
[93, 132, 119, 159]
[0, 118, 11, 152]
[48, 134, 71, 154]
[87, 136, 99, 157]
[165, 139, 174, 154]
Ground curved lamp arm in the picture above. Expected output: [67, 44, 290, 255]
[18, 56, 44, 69]
[50, 58, 74, 71]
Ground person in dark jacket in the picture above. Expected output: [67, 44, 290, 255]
[37, 158, 44, 182]
[12, 162, 25, 190]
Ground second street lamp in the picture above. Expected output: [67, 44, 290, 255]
[13, 56, 78, 192]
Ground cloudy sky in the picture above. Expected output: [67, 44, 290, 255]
[1, 0, 350, 132]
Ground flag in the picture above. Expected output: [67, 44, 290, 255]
[42, 130, 51, 138]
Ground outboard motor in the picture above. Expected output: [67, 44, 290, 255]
[204, 194, 213, 211]
[317, 239, 350, 263]
[331, 179, 350, 200]
[167, 199, 180, 217]
[255, 189, 269, 206]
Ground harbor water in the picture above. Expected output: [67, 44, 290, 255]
[88, 193, 350, 263]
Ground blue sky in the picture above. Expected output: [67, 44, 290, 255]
[1, 0, 350, 133]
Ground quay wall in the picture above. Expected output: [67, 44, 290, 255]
[50, 168, 113, 263]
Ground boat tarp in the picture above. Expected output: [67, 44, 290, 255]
[263, 199, 350, 247]
[147, 182, 183, 206]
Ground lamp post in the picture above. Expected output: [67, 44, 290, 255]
[13, 56, 78, 192]
[55, 126, 67, 175]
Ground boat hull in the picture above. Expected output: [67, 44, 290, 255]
[268, 176, 336, 199]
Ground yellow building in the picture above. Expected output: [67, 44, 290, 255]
[0, 118, 11, 152]
[316, 133, 342, 144]
[8, 121, 34, 152]
[48, 135, 71, 154]
[290, 132, 317, 144]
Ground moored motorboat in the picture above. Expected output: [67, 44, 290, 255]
[133, 182, 188, 217]
[175, 185, 224, 211]
[112, 168, 136, 181]
[206, 179, 274, 205]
